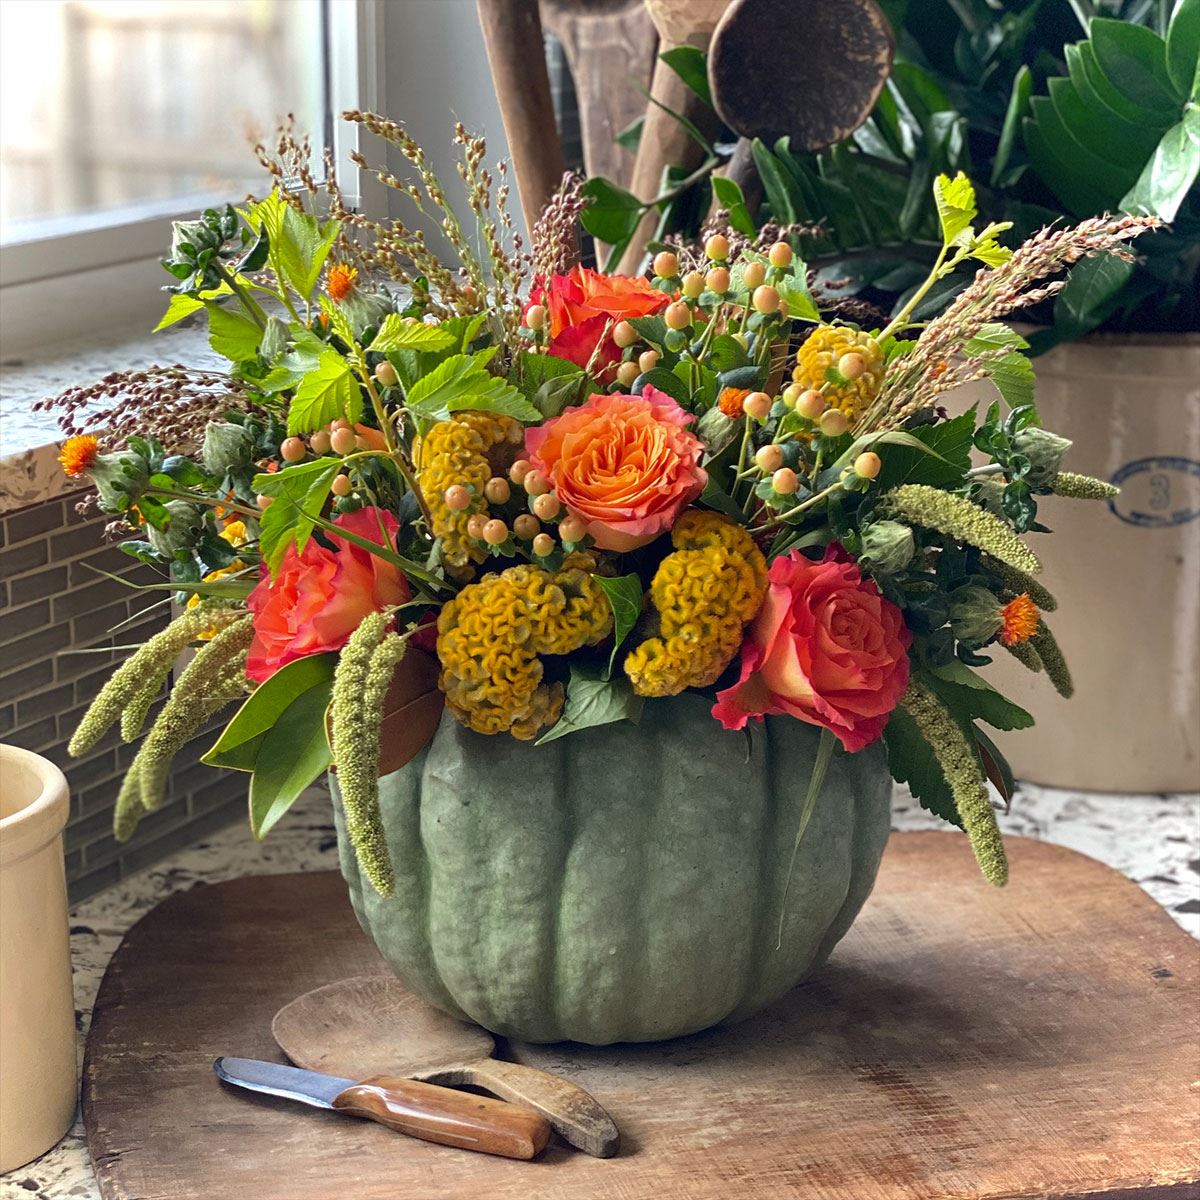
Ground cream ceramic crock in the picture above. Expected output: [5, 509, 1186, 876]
[954, 333, 1200, 792]
[0, 745, 77, 1173]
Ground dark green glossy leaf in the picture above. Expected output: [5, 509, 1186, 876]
[991, 65, 1032, 187]
[594, 573, 644, 678]
[1166, 0, 1200, 99]
[659, 44, 711, 105]
[581, 177, 645, 245]
[1090, 18, 1179, 114]
[1121, 109, 1200, 221]
[1054, 252, 1137, 339]
[632, 366, 690, 404]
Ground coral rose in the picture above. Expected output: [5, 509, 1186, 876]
[712, 548, 911, 752]
[528, 265, 671, 376]
[525, 386, 707, 552]
[246, 506, 409, 683]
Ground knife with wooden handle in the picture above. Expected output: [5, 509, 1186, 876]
[213, 1056, 550, 1160]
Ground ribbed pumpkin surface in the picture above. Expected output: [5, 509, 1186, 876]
[332, 693, 891, 1044]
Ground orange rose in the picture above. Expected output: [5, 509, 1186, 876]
[713, 548, 911, 751]
[525, 387, 707, 552]
[245, 507, 409, 682]
[528, 265, 671, 375]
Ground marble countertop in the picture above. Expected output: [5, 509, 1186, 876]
[7, 782, 1198, 1200]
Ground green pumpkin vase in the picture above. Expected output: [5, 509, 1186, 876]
[331, 693, 891, 1044]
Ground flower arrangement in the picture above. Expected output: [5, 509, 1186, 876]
[49, 114, 1154, 902]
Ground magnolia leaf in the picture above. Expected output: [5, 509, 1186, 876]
[204, 653, 336, 772]
[287, 349, 363, 435]
[406, 353, 540, 422]
[535, 665, 644, 745]
[248, 681, 335, 839]
[594, 574, 644, 678]
[370, 314, 455, 354]
[1053, 252, 1136, 340]
[205, 302, 261, 363]
[659, 44, 711, 105]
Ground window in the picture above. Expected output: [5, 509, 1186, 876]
[0, 0, 373, 348]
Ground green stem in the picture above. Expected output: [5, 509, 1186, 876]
[213, 263, 268, 330]
[309, 511, 451, 595]
[877, 242, 950, 342]
[775, 728, 837, 950]
[751, 480, 844, 533]
[146, 487, 259, 519]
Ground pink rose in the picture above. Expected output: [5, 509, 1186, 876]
[246, 507, 410, 683]
[524, 386, 707, 552]
[713, 549, 911, 752]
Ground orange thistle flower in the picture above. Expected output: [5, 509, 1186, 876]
[999, 593, 1040, 646]
[327, 263, 358, 302]
[718, 386, 751, 418]
[58, 435, 101, 477]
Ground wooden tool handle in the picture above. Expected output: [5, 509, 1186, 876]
[461, 1058, 620, 1158]
[331, 1075, 550, 1160]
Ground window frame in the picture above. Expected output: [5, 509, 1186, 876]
[0, 0, 385, 349]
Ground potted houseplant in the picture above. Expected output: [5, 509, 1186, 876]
[52, 114, 1152, 1043]
[582, 0, 1200, 790]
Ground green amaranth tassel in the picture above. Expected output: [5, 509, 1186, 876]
[331, 612, 406, 897]
[1004, 639, 1044, 674]
[1051, 471, 1118, 500]
[880, 484, 1042, 574]
[900, 679, 1009, 887]
[70, 604, 237, 756]
[113, 617, 254, 839]
[1029, 622, 1073, 698]
[984, 558, 1058, 612]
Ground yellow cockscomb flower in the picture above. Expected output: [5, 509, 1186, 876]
[624, 511, 767, 698]
[792, 326, 885, 428]
[326, 262, 358, 302]
[58, 435, 101, 478]
[436, 553, 612, 740]
[416, 411, 522, 573]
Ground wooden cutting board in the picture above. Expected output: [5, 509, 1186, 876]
[82, 833, 1200, 1199]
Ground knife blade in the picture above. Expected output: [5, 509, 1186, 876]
[213, 1056, 551, 1159]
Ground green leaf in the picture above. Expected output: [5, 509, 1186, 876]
[991, 65, 1032, 187]
[535, 664, 644, 745]
[883, 707, 963, 828]
[933, 171, 977, 246]
[1166, 0, 1200, 99]
[580, 177, 645, 246]
[1053, 252, 1136, 340]
[927, 660, 1034, 731]
[983, 352, 1036, 411]
[204, 653, 336, 772]
[515, 352, 586, 418]
[280, 204, 340, 301]
[874, 409, 976, 490]
[253, 457, 341, 572]
[1120, 109, 1200, 221]
[615, 115, 644, 153]
[248, 681, 335, 839]
[594, 574, 644, 678]
[659, 44, 711, 105]
[154, 293, 205, 332]
[632, 366, 690, 405]
[627, 314, 669, 345]
[1090, 18, 1179, 114]
[751, 139, 799, 224]
[777, 271, 821, 322]
[205, 302, 262, 362]
[698, 476, 748, 521]
[406, 353, 540, 423]
[710, 175, 755, 236]
[370, 314, 455, 354]
[287, 349, 363, 435]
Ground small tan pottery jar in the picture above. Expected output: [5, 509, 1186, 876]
[0, 745, 77, 1173]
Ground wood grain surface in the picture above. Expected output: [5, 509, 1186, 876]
[83, 832, 1200, 1199]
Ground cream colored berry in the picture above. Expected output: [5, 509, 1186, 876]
[653, 250, 680, 279]
[742, 261, 766, 289]
[854, 451, 882, 480]
[705, 266, 730, 294]
[443, 484, 471, 512]
[773, 467, 800, 495]
[280, 437, 305, 463]
[483, 518, 509, 546]
[752, 285, 781, 314]
[743, 391, 771, 420]
[373, 360, 399, 387]
[466, 513, 488, 540]
[756, 444, 784, 473]
[617, 360, 640, 388]
[638, 349, 660, 373]
[532, 492, 561, 520]
[559, 515, 587, 543]
[309, 430, 331, 455]
[796, 389, 825, 420]
[330, 473, 352, 498]
[523, 470, 550, 497]
[613, 320, 638, 349]
[532, 532, 555, 557]
[705, 233, 730, 261]
[838, 352, 866, 380]
[682, 271, 705, 299]
[769, 241, 793, 268]
[513, 514, 540, 540]
[525, 303, 546, 331]
[509, 459, 532, 485]
[819, 408, 849, 437]
[330, 427, 356, 455]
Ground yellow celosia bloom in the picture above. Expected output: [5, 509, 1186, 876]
[624, 511, 767, 698]
[436, 553, 612, 739]
[416, 412, 522, 573]
[792, 326, 884, 427]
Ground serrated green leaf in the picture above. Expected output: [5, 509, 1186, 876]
[370, 314, 455, 354]
[154, 293, 204, 332]
[928, 660, 1034, 731]
[406, 353, 539, 422]
[287, 349, 362, 435]
[535, 664, 644, 744]
[778, 272, 820, 322]
[934, 171, 977, 246]
[205, 302, 262, 362]
[253, 457, 341, 573]
[874, 409, 976, 490]
[204, 653, 336, 772]
[884, 707, 964, 828]
[627, 314, 669, 345]
[594, 574, 644, 678]
[281, 204, 340, 301]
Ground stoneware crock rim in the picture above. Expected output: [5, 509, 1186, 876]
[0, 743, 70, 867]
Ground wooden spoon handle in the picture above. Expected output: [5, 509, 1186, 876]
[331, 1074, 550, 1160]
[456, 1058, 620, 1158]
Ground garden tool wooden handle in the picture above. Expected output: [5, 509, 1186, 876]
[331, 1074, 551, 1159]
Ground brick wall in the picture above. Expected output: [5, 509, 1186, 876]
[1, 489, 246, 901]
